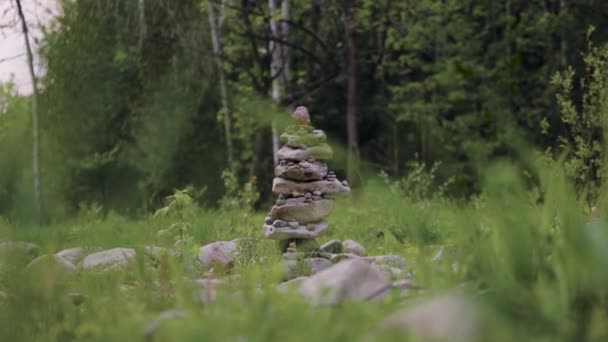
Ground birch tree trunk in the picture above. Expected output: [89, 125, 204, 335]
[207, 0, 233, 169]
[269, 0, 289, 167]
[15, 0, 41, 220]
[343, 0, 359, 184]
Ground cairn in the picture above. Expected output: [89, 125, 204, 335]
[263, 106, 351, 253]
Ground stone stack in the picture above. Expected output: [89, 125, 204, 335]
[263, 106, 351, 253]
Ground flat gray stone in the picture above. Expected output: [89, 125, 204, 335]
[379, 294, 481, 342]
[197, 241, 238, 271]
[263, 221, 328, 240]
[270, 197, 334, 223]
[56, 247, 85, 264]
[299, 258, 391, 305]
[277, 144, 333, 161]
[272, 178, 351, 196]
[343, 240, 367, 256]
[81, 248, 136, 270]
[275, 161, 328, 181]
[280, 129, 327, 149]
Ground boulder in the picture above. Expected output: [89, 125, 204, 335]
[275, 161, 328, 181]
[298, 258, 391, 305]
[270, 197, 334, 223]
[197, 241, 238, 271]
[26, 254, 77, 274]
[379, 294, 481, 342]
[81, 248, 136, 270]
[263, 221, 328, 240]
[342, 240, 367, 256]
[272, 178, 351, 196]
[277, 276, 309, 292]
[56, 247, 85, 265]
[277, 144, 333, 161]
[0, 241, 40, 259]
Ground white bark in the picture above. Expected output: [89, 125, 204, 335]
[15, 0, 41, 219]
[207, 0, 233, 168]
[269, 0, 289, 167]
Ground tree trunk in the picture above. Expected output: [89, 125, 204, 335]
[343, 0, 359, 184]
[268, 0, 289, 167]
[15, 0, 41, 220]
[138, 0, 146, 53]
[207, 0, 233, 170]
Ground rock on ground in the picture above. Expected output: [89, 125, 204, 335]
[26, 254, 77, 274]
[299, 258, 391, 305]
[342, 240, 367, 256]
[0, 241, 40, 258]
[56, 247, 85, 265]
[197, 241, 238, 271]
[277, 276, 309, 292]
[81, 248, 136, 270]
[379, 294, 481, 342]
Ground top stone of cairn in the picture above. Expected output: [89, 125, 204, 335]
[292, 106, 311, 126]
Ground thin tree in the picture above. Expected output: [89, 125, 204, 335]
[15, 0, 41, 219]
[269, 0, 289, 167]
[343, 0, 359, 184]
[207, 0, 233, 170]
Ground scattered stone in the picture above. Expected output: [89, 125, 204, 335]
[264, 221, 329, 240]
[81, 248, 136, 270]
[197, 241, 238, 272]
[143, 310, 185, 342]
[275, 161, 328, 181]
[277, 276, 309, 292]
[56, 247, 85, 264]
[299, 258, 391, 305]
[288, 221, 300, 229]
[342, 240, 367, 256]
[319, 239, 343, 254]
[378, 294, 481, 342]
[26, 254, 77, 274]
[0, 241, 40, 259]
[272, 178, 351, 196]
[269, 197, 334, 224]
[373, 264, 405, 279]
[316, 251, 333, 260]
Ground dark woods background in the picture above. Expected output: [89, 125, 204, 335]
[2, 0, 608, 221]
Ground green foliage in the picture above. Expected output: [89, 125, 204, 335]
[218, 170, 260, 212]
[551, 27, 608, 204]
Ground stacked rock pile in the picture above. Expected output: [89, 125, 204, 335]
[263, 106, 351, 253]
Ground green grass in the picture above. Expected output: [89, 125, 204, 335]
[2, 160, 608, 341]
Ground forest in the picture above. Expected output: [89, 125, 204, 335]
[2, 0, 608, 341]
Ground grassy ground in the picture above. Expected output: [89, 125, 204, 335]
[1, 162, 608, 341]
